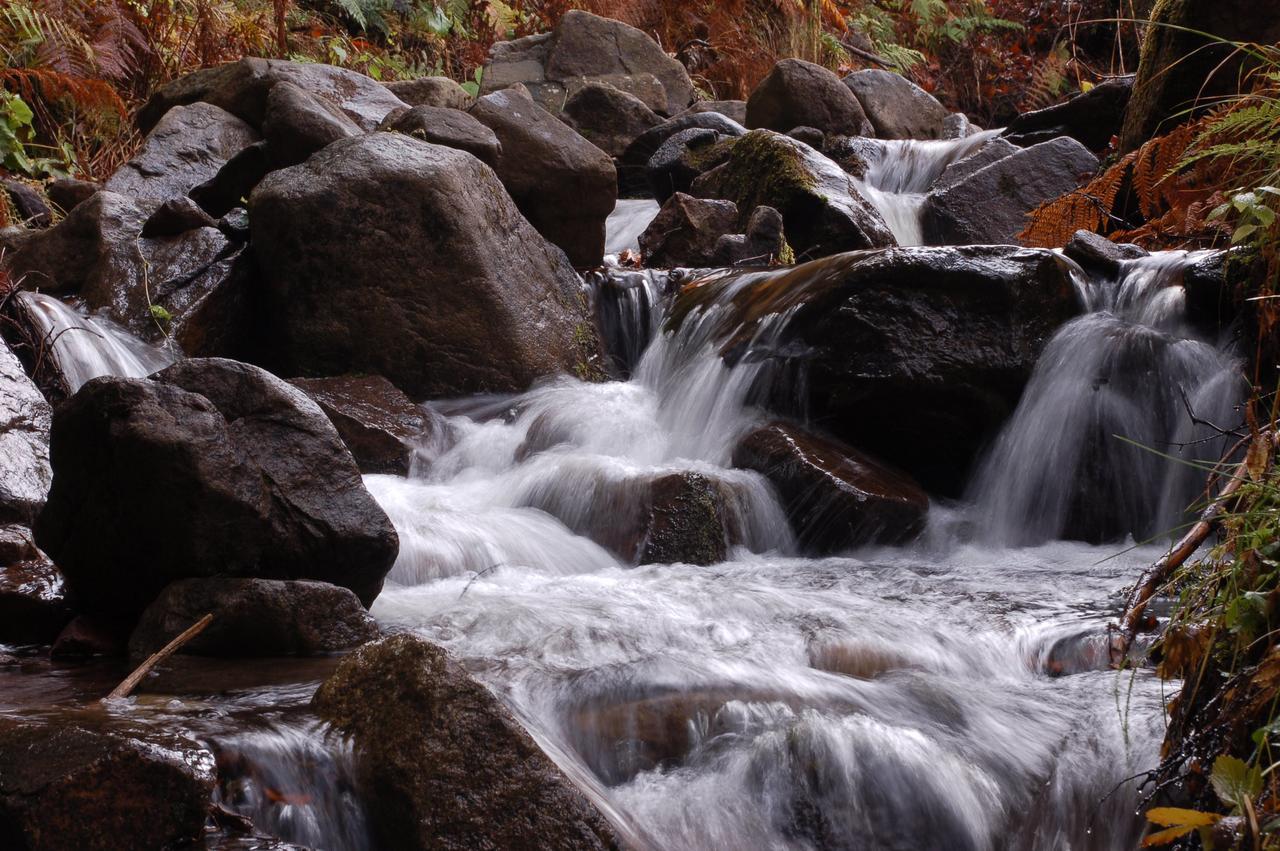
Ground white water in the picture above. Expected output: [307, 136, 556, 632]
[607, 199, 663, 259]
[18, 291, 175, 391]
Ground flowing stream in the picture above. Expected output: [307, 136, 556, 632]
[2, 140, 1246, 851]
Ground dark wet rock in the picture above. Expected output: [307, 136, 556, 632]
[261, 80, 362, 168]
[646, 127, 735, 204]
[385, 76, 474, 109]
[250, 132, 603, 397]
[35, 358, 399, 618]
[562, 82, 663, 158]
[141, 196, 219, 238]
[50, 615, 130, 658]
[45, 177, 99, 214]
[380, 105, 501, 166]
[482, 10, 694, 116]
[137, 57, 407, 135]
[218, 207, 250, 239]
[929, 137, 1018, 193]
[469, 87, 617, 267]
[733, 421, 928, 552]
[640, 193, 740, 268]
[1004, 78, 1133, 151]
[0, 341, 51, 526]
[289, 375, 429, 475]
[787, 126, 825, 149]
[824, 135, 886, 180]
[1063, 229, 1148, 276]
[683, 99, 748, 125]
[129, 577, 379, 660]
[923, 136, 1099, 245]
[312, 633, 623, 851]
[2, 180, 51, 228]
[620, 111, 746, 193]
[641, 472, 731, 565]
[0, 527, 70, 646]
[1184, 248, 1252, 335]
[713, 205, 791, 266]
[188, 140, 272, 218]
[746, 59, 873, 137]
[842, 69, 950, 140]
[692, 130, 895, 258]
[4, 191, 146, 295]
[105, 102, 259, 212]
[0, 717, 215, 851]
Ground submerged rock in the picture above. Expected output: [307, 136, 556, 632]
[129, 577, 379, 659]
[470, 86, 617, 267]
[842, 69, 950, 140]
[289, 375, 430, 475]
[746, 59, 873, 137]
[312, 633, 623, 851]
[693, 130, 895, 258]
[0, 717, 215, 851]
[0, 341, 51, 525]
[35, 358, 399, 617]
[733, 421, 929, 552]
[250, 132, 603, 397]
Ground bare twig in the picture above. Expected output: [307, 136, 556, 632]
[103, 613, 213, 701]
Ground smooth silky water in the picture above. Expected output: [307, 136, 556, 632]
[0, 152, 1244, 849]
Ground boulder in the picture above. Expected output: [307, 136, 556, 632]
[289, 375, 430, 475]
[4, 191, 145, 295]
[1063, 229, 1148, 276]
[469, 87, 617, 267]
[312, 633, 623, 851]
[646, 128, 735, 203]
[562, 82, 663, 158]
[0, 717, 215, 851]
[1004, 78, 1133, 151]
[671, 246, 1080, 493]
[621, 110, 746, 194]
[746, 59, 873, 137]
[141, 196, 219, 238]
[683, 99, 748, 125]
[385, 76, 474, 110]
[0, 525, 70, 645]
[929, 137, 1018, 193]
[640, 193, 740, 268]
[128, 577, 379, 659]
[45, 177, 99, 214]
[2, 180, 51, 228]
[713, 205, 792, 266]
[692, 130, 895, 257]
[732, 421, 928, 552]
[137, 57, 408, 135]
[379, 105, 501, 166]
[34, 358, 399, 617]
[481, 10, 694, 116]
[261, 80, 362, 168]
[249, 132, 604, 397]
[50, 615, 129, 659]
[942, 112, 980, 139]
[0, 341, 51, 525]
[104, 102, 260, 211]
[922, 136, 1099, 245]
[641, 472, 731, 565]
[842, 70, 950, 140]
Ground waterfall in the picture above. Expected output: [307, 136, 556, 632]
[18, 291, 176, 391]
[606, 199, 662, 258]
[969, 251, 1246, 545]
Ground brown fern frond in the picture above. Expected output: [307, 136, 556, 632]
[0, 67, 128, 118]
[1019, 151, 1134, 247]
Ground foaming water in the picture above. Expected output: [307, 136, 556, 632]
[971, 251, 1245, 545]
[19, 291, 175, 390]
[607, 199, 662, 258]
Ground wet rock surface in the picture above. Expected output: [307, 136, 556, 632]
[260, 80, 362, 168]
[562, 82, 663, 158]
[1004, 78, 1133, 151]
[0, 342, 51, 527]
[384, 76, 474, 110]
[289, 375, 430, 475]
[842, 69, 950, 140]
[250, 132, 602, 397]
[640, 193, 740, 268]
[379, 104, 501, 165]
[746, 59, 873, 137]
[312, 633, 623, 851]
[129, 577, 379, 659]
[35, 358, 399, 617]
[0, 526, 70, 646]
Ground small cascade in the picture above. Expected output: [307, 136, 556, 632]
[585, 268, 675, 376]
[605, 199, 661, 258]
[854, 130, 1000, 245]
[970, 251, 1246, 545]
[18, 291, 176, 391]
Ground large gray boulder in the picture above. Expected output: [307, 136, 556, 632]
[481, 10, 695, 116]
[842, 70, 950, 140]
[469, 87, 617, 268]
[136, 57, 408, 134]
[379, 104, 501, 166]
[692, 130, 895, 257]
[385, 76, 474, 110]
[261, 79, 362, 167]
[922, 137, 1099, 245]
[746, 59, 873, 137]
[562, 82, 663, 158]
[34, 358, 399, 618]
[105, 102, 259, 211]
[0, 341, 51, 525]
[313, 634, 624, 851]
[249, 132, 603, 398]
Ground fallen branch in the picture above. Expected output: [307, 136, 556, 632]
[1109, 434, 1268, 667]
[841, 42, 892, 69]
[103, 613, 213, 701]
